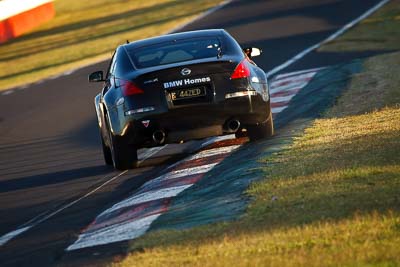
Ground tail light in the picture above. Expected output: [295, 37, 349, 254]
[119, 80, 144, 96]
[231, 59, 251, 79]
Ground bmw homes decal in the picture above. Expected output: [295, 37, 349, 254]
[163, 77, 211, 89]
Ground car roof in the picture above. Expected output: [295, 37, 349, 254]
[121, 29, 228, 50]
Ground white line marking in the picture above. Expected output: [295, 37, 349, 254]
[165, 140, 238, 171]
[271, 94, 296, 103]
[2, 90, 14, 96]
[271, 80, 311, 91]
[48, 74, 62, 80]
[104, 163, 218, 215]
[274, 67, 326, 80]
[0, 170, 128, 247]
[67, 213, 160, 251]
[185, 145, 241, 161]
[270, 72, 316, 88]
[30, 171, 128, 224]
[270, 86, 305, 98]
[101, 184, 192, 216]
[269, 70, 319, 113]
[160, 162, 218, 180]
[18, 85, 29, 90]
[267, 0, 390, 77]
[138, 145, 167, 165]
[272, 106, 288, 114]
[68, 143, 232, 250]
[67, 156, 223, 250]
[0, 226, 31, 246]
[62, 70, 75, 76]
[270, 87, 301, 98]
[270, 81, 310, 94]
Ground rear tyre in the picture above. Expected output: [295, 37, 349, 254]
[101, 133, 113, 166]
[105, 115, 138, 170]
[247, 113, 274, 141]
[108, 132, 138, 170]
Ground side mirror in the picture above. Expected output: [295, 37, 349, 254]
[89, 71, 104, 82]
[244, 47, 262, 58]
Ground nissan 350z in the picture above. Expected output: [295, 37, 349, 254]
[89, 29, 273, 170]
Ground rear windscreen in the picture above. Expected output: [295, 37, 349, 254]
[127, 37, 221, 69]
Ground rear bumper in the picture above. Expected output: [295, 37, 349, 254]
[119, 95, 271, 147]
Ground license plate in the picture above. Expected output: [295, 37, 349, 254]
[170, 87, 206, 100]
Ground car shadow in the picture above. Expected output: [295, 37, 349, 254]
[0, 165, 114, 194]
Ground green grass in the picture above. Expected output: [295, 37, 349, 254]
[327, 51, 400, 116]
[116, 213, 400, 267]
[0, 0, 223, 91]
[112, 2, 400, 266]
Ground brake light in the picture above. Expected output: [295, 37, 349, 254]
[231, 59, 251, 79]
[120, 80, 144, 96]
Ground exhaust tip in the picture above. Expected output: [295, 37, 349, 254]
[153, 130, 166, 144]
[227, 119, 241, 132]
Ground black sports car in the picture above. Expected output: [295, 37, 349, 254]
[89, 29, 273, 170]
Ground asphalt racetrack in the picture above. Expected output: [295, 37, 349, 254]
[0, 0, 386, 266]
